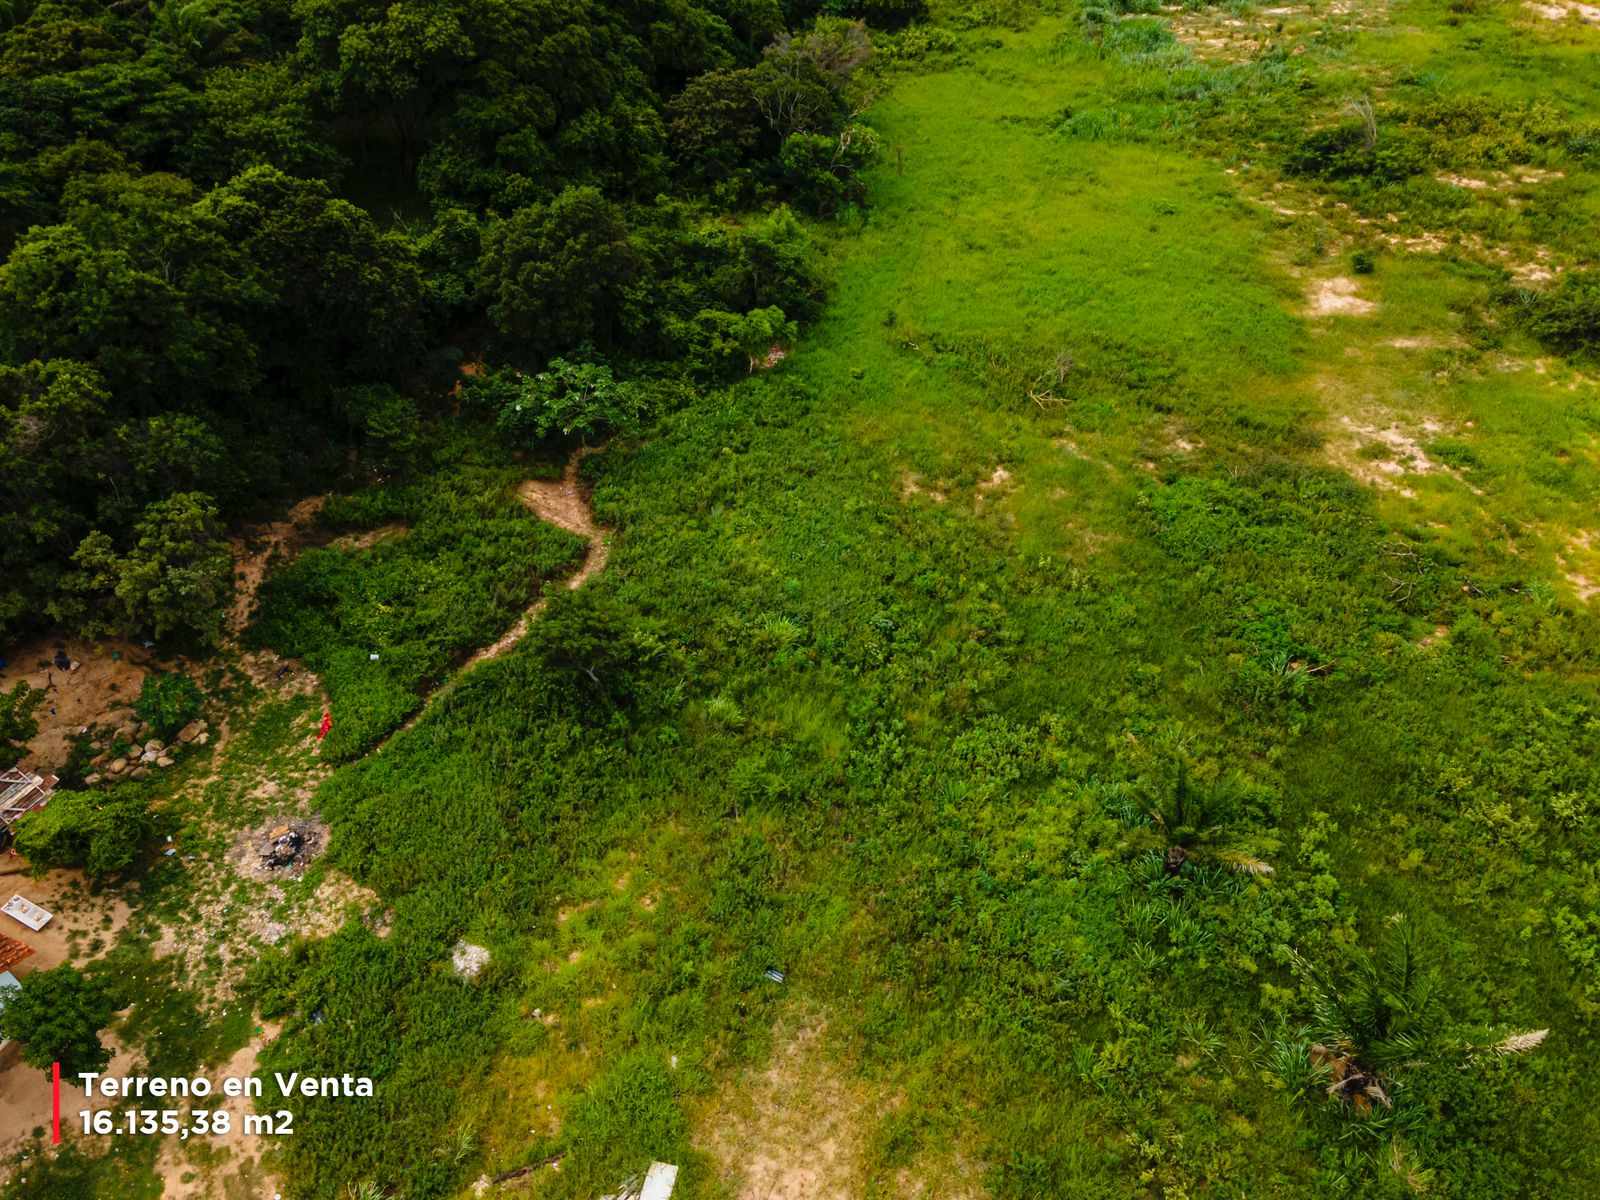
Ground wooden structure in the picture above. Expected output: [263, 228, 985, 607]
[0, 933, 31, 973]
[0, 767, 54, 849]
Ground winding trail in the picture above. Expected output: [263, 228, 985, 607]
[466, 445, 609, 667]
[382, 445, 610, 744]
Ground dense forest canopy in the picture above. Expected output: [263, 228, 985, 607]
[0, 0, 891, 645]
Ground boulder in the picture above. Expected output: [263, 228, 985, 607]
[107, 757, 128, 774]
[194, 732, 210, 746]
[176, 720, 207, 744]
[139, 749, 159, 764]
[129, 766, 150, 780]
[156, 756, 174, 768]
[145, 738, 165, 751]
[84, 773, 102, 786]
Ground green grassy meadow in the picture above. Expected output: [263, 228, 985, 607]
[238, 7, 1600, 1198]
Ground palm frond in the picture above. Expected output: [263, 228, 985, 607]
[1214, 850, 1274, 877]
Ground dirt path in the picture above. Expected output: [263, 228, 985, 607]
[467, 446, 609, 666]
[381, 446, 609, 747]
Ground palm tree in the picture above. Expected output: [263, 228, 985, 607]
[1145, 762, 1273, 879]
[1295, 915, 1546, 1115]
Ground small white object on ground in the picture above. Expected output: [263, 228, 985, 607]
[2, 895, 52, 931]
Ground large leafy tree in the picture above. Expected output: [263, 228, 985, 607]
[67, 490, 233, 644]
[479, 185, 638, 356]
[0, 964, 117, 1078]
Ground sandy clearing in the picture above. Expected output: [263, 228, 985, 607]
[1308, 276, 1376, 317]
[701, 1020, 870, 1200]
[0, 636, 155, 772]
[466, 445, 610, 668]
[228, 496, 326, 637]
[1526, 0, 1600, 24]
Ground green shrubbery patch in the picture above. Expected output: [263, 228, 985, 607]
[252, 455, 585, 759]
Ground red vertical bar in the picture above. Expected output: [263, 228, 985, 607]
[51, 1060, 61, 1143]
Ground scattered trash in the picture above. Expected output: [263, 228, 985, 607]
[163, 849, 176, 857]
[317, 710, 333, 741]
[369, 652, 380, 662]
[763, 968, 786, 984]
[257, 821, 321, 873]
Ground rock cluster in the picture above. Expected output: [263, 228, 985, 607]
[85, 718, 210, 785]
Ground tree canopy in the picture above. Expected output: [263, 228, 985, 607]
[0, 0, 873, 646]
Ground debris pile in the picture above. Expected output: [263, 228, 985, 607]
[258, 821, 321, 874]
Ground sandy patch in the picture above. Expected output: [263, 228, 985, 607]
[701, 1020, 870, 1200]
[154, 1021, 284, 1200]
[900, 471, 947, 503]
[1328, 415, 1453, 497]
[466, 447, 609, 668]
[976, 466, 1013, 495]
[1308, 276, 1376, 317]
[0, 637, 156, 772]
[700, 1017, 980, 1199]
[1526, 0, 1600, 23]
[1564, 531, 1600, 603]
[0, 1031, 140, 1164]
[328, 522, 409, 553]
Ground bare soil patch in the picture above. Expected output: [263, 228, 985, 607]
[154, 1021, 284, 1200]
[1308, 276, 1376, 317]
[228, 495, 326, 636]
[900, 471, 948, 502]
[701, 1019, 872, 1200]
[465, 447, 609, 669]
[1564, 531, 1600, 603]
[328, 522, 409, 552]
[1526, 0, 1600, 24]
[1328, 415, 1452, 497]
[0, 636, 155, 772]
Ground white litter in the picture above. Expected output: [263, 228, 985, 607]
[2, 895, 52, 931]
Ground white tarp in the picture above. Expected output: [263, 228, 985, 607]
[639, 1162, 679, 1200]
[2, 894, 51, 931]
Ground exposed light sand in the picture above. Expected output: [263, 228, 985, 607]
[1308, 276, 1376, 316]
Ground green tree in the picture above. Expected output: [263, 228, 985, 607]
[132, 671, 203, 742]
[678, 305, 796, 377]
[0, 964, 117, 1078]
[0, 679, 43, 760]
[67, 491, 233, 644]
[479, 186, 638, 356]
[486, 358, 645, 442]
[12, 787, 156, 878]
